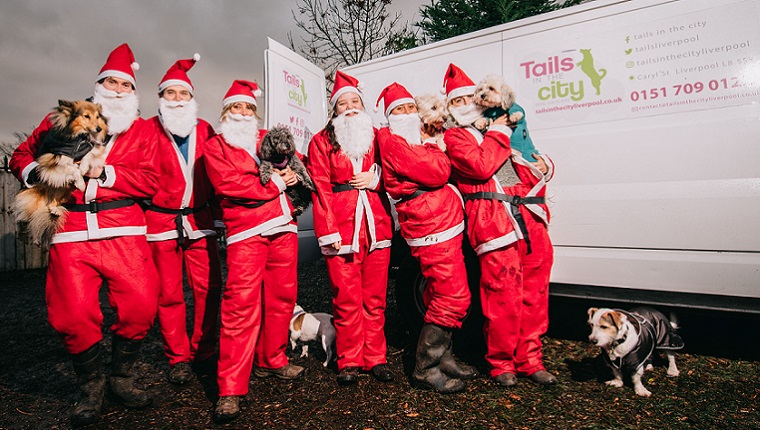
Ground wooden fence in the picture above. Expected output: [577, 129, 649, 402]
[1, 166, 48, 272]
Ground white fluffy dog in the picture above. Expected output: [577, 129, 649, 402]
[289, 304, 336, 367]
[415, 93, 448, 151]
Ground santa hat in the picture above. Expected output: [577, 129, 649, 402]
[442, 63, 475, 102]
[222, 79, 262, 108]
[330, 70, 364, 107]
[96, 43, 140, 86]
[158, 54, 200, 95]
[375, 82, 415, 118]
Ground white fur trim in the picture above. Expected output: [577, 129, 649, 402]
[223, 94, 257, 108]
[21, 161, 40, 188]
[98, 165, 116, 188]
[385, 97, 415, 118]
[96, 70, 135, 86]
[368, 163, 381, 190]
[159, 79, 193, 94]
[318, 232, 342, 247]
[474, 231, 519, 255]
[271, 173, 287, 192]
[405, 222, 464, 247]
[330, 86, 361, 106]
[446, 85, 475, 102]
[50, 226, 147, 244]
[488, 124, 513, 138]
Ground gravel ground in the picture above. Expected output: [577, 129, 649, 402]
[0, 257, 758, 429]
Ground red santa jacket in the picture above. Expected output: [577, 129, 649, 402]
[143, 116, 219, 241]
[204, 130, 295, 246]
[510, 151, 555, 225]
[377, 128, 464, 247]
[10, 115, 159, 244]
[445, 124, 527, 255]
[306, 128, 393, 256]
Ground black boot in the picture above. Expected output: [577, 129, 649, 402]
[71, 343, 106, 428]
[412, 324, 465, 394]
[439, 339, 479, 380]
[110, 336, 151, 409]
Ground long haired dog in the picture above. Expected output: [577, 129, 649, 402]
[474, 74, 539, 161]
[258, 126, 315, 216]
[12, 100, 107, 245]
[415, 93, 448, 151]
[289, 304, 336, 367]
[587, 306, 684, 397]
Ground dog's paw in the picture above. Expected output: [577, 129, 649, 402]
[49, 205, 64, 217]
[634, 385, 652, 397]
[509, 112, 523, 123]
[605, 378, 624, 388]
[666, 368, 680, 377]
[645, 363, 654, 372]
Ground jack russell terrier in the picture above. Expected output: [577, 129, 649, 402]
[587, 306, 684, 397]
[289, 304, 336, 367]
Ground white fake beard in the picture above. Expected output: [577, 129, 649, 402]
[388, 113, 422, 145]
[93, 83, 140, 135]
[449, 102, 484, 127]
[220, 113, 259, 154]
[332, 109, 374, 161]
[159, 98, 198, 138]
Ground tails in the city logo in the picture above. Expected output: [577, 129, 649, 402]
[520, 48, 607, 101]
[284, 70, 309, 109]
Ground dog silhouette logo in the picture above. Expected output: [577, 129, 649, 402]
[577, 49, 607, 96]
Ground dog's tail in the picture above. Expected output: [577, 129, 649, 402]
[669, 311, 680, 330]
[13, 189, 66, 246]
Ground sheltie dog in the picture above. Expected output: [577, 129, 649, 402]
[13, 99, 108, 245]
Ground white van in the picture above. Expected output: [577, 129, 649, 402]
[336, 0, 760, 315]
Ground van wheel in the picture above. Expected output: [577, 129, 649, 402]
[393, 241, 485, 354]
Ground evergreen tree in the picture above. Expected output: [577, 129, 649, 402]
[418, 0, 587, 42]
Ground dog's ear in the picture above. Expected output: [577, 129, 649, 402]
[587, 307, 598, 321]
[501, 83, 516, 109]
[58, 100, 74, 109]
[609, 311, 627, 330]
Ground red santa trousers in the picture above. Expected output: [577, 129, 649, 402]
[217, 232, 297, 396]
[46, 236, 159, 355]
[149, 236, 222, 366]
[479, 209, 553, 377]
[514, 207, 553, 376]
[410, 234, 471, 329]
[325, 224, 391, 371]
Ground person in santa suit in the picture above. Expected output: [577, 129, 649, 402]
[204, 80, 304, 423]
[9, 43, 160, 427]
[306, 70, 394, 386]
[442, 63, 557, 388]
[375, 82, 477, 394]
[142, 54, 223, 385]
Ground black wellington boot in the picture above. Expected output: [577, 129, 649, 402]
[412, 324, 466, 394]
[110, 336, 152, 409]
[439, 339, 479, 380]
[71, 342, 106, 428]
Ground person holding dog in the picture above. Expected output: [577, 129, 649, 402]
[142, 55, 223, 385]
[204, 80, 304, 423]
[9, 43, 160, 426]
[306, 71, 395, 386]
[375, 82, 477, 394]
[442, 63, 557, 388]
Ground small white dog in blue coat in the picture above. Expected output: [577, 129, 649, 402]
[289, 304, 336, 367]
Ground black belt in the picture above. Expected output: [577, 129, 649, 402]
[332, 184, 356, 193]
[463, 192, 545, 254]
[141, 200, 208, 249]
[397, 187, 440, 204]
[63, 199, 136, 213]
[226, 198, 271, 209]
